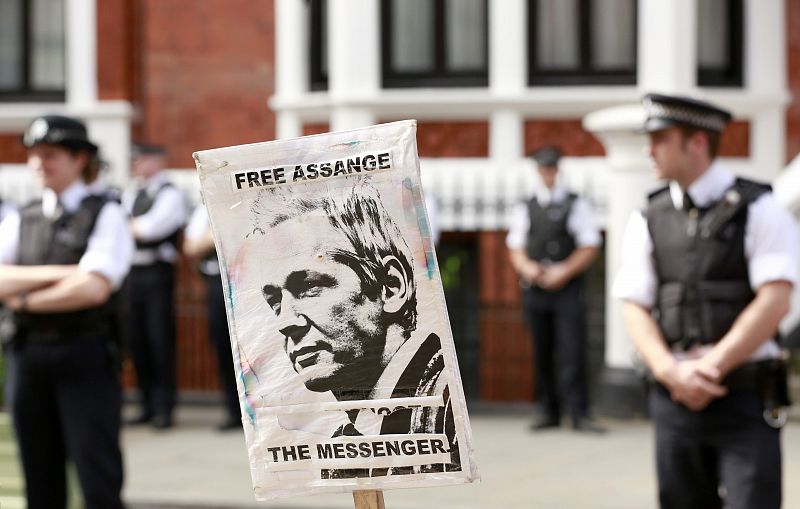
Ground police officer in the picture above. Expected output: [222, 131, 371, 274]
[182, 202, 241, 431]
[0, 115, 132, 509]
[614, 93, 798, 509]
[123, 143, 187, 429]
[506, 146, 604, 433]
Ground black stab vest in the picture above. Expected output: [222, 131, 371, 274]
[526, 193, 577, 263]
[132, 182, 181, 250]
[646, 177, 771, 349]
[15, 195, 114, 339]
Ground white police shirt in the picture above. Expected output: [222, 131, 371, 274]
[0, 200, 15, 225]
[184, 203, 220, 276]
[612, 162, 799, 360]
[506, 185, 601, 251]
[122, 171, 187, 265]
[0, 181, 134, 291]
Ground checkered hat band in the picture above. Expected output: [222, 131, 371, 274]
[645, 101, 727, 132]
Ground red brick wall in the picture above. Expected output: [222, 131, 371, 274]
[787, 0, 800, 163]
[97, 0, 135, 100]
[719, 121, 750, 157]
[372, 120, 489, 157]
[135, 0, 276, 168]
[524, 119, 605, 157]
[0, 134, 27, 163]
[415, 121, 489, 158]
[303, 123, 330, 136]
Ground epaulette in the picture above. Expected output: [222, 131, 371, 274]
[696, 178, 770, 239]
[647, 185, 671, 202]
[733, 177, 771, 204]
[20, 198, 43, 215]
[566, 192, 578, 203]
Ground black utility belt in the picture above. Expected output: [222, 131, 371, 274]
[722, 359, 783, 390]
[723, 358, 792, 428]
[652, 357, 791, 428]
[131, 261, 174, 270]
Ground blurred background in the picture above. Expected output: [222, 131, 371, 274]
[1, 1, 800, 508]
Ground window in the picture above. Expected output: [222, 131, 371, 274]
[309, 0, 328, 91]
[697, 0, 742, 87]
[381, 0, 488, 88]
[0, 0, 65, 101]
[528, 0, 637, 86]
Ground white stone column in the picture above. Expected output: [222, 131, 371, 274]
[584, 104, 656, 416]
[748, 109, 785, 182]
[745, 0, 786, 96]
[65, 0, 97, 107]
[275, 0, 309, 140]
[744, 0, 787, 180]
[86, 109, 131, 186]
[489, 110, 524, 162]
[637, 0, 697, 93]
[489, 0, 526, 96]
[328, 0, 379, 131]
[275, 112, 303, 141]
[488, 0, 526, 161]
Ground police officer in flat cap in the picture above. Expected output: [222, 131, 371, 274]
[613, 94, 798, 509]
[506, 145, 604, 433]
[0, 115, 132, 508]
[182, 202, 241, 431]
[122, 143, 187, 430]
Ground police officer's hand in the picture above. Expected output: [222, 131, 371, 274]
[538, 263, 571, 291]
[664, 360, 728, 411]
[520, 260, 545, 286]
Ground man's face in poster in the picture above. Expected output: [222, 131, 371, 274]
[258, 215, 389, 394]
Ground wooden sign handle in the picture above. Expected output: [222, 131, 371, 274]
[353, 490, 386, 509]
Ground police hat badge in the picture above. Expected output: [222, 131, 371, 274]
[22, 115, 99, 154]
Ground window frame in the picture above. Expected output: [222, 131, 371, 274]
[380, 0, 489, 89]
[309, 0, 328, 91]
[527, 0, 638, 86]
[0, 0, 66, 102]
[697, 0, 743, 88]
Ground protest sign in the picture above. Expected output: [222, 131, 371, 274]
[193, 120, 478, 499]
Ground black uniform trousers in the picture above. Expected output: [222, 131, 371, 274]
[650, 385, 781, 509]
[523, 277, 588, 422]
[6, 336, 125, 509]
[204, 273, 240, 422]
[128, 263, 176, 419]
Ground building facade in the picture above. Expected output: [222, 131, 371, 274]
[1, 0, 799, 404]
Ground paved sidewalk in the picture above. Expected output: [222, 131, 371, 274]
[123, 405, 800, 509]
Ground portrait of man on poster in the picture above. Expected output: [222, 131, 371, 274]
[247, 181, 459, 475]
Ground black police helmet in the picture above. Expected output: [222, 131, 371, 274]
[22, 115, 99, 154]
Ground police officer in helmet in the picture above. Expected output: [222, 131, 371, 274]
[614, 94, 798, 509]
[0, 114, 133, 509]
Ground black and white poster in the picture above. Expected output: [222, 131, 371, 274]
[193, 120, 478, 499]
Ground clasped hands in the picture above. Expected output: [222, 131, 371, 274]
[660, 358, 728, 411]
[520, 261, 571, 291]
